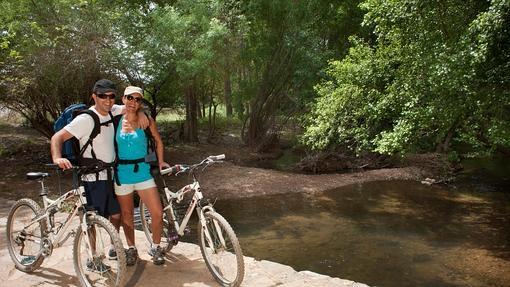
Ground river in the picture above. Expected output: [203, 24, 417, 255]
[215, 158, 510, 287]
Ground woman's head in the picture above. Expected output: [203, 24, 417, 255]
[123, 86, 144, 112]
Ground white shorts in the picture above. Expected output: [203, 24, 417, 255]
[114, 178, 157, 196]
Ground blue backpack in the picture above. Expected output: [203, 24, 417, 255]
[54, 103, 113, 164]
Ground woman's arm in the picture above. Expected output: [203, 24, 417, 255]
[148, 117, 169, 169]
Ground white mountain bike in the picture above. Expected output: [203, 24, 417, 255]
[139, 154, 245, 287]
[5, 164, 126, 287]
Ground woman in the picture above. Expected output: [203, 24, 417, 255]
[114, 86, 168, 266]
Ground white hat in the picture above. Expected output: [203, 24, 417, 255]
[124, 86, 143, 96]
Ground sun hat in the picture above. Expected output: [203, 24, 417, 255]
[124, 86, 143, 97]
[93, 79, 116, 94]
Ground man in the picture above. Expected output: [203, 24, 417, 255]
[51, 79, 147, 261]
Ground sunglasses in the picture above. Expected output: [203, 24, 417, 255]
[96, 93, 116, 100]
[125, 94, 143, 103]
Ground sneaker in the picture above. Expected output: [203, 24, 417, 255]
[108, 248, 117, 260]
[149, 246, 165, 265]
[86, 257, 111, 273]
[125, 247, 138, 266]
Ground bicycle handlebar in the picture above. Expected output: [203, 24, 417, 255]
[45, 161, 114, 173]
[207, 154, 225, 161]
[160, 154, 225, 176]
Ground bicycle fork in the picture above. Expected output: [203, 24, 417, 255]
[77, 186, 95, 260]
[199, 206, 227, 251]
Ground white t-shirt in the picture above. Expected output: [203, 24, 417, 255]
[64, 105, 123, 181]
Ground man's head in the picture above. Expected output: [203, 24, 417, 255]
[92, 79, 117, 115]
[93, 79, 116, 94]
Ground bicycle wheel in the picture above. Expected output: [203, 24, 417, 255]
[198, 211, 244, 287]
[73, 214, 126, 287]
[139, 201, 177, 253]
[6, 198, 46, 272]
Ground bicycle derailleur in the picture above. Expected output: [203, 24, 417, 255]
[41, 237, 53, 257]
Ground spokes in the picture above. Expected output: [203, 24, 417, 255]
[75, 223, 121, 286]
[201, 214, 242, 285]
[9, 205, 43, 265]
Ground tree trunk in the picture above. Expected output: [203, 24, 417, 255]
[184, 85, 199, 142]
[244, 42, 294, 150]
[436, 128, 455, 153]
[224, 73, 233, 117]
[197, 99, 202, 119]
[207, 96, 216, 142]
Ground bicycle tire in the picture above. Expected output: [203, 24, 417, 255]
[73, 214, 126, 287]
[6, 198, 46, 272]
[198, 211, 244, 287]
[139, 201, 176, 253]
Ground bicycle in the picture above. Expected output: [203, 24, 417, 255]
[139, 154, 245, 287]
[5, 163, 126, 287]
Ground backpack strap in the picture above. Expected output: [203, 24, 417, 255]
[113, 114, 123, 186]
[76, 110, 100, 160]
[76, 110, 114, 180]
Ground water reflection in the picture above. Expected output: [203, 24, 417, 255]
[215, 180, 510, 287]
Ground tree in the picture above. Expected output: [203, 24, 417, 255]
[239, 1, 363, 150]
[303, 0, 510, 156]
[0, 0, 121, 138]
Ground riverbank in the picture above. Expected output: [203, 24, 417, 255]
[0, 122, 438, 202]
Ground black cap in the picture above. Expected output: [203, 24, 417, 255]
[93, 79, 116, 94]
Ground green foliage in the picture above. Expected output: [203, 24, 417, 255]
[304, 0, 510, 156]
[0, 146, 7, 157]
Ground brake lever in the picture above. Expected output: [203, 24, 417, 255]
[174, 168, 186, 176]
[201, 161, 212, 171]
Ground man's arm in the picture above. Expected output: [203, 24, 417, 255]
[51, 129, 74, 170]
[115, 104, 149, 129]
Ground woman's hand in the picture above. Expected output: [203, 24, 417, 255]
[159, 161, 170, 171]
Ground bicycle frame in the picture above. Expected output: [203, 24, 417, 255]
[22, 177, 94, 258]
[44, 187, 87, 247]
[160, 170, 228, 252]
[162, 181, 212, 236]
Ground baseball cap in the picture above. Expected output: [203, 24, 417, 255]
[124, 86, 144, 97]
[93, 79, 116, 94]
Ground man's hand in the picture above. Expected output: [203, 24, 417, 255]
[137, 111, 150, 129]
[54, 157, 73, 170]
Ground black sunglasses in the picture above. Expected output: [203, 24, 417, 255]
[125, 94, 143, 103]
[96, 93, 116, 100]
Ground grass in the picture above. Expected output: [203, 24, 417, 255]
[156, 106, 244, 135]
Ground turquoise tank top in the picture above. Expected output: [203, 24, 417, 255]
[116, 116, 152, 184]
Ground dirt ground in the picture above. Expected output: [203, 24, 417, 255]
[0, 122, 434, 202]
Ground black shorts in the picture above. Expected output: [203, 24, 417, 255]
[83, 180, 120, 217]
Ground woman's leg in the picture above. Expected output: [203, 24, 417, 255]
[137, 187, 163, 244]
[116, 193, 136, 247]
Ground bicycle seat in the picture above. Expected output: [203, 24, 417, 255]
[26, 172, 50, 180]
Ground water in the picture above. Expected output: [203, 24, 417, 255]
[215, 180, 510, 287]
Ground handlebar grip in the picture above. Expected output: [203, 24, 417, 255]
[208, 154, 225, 161]
[160, 164, 183, 175]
